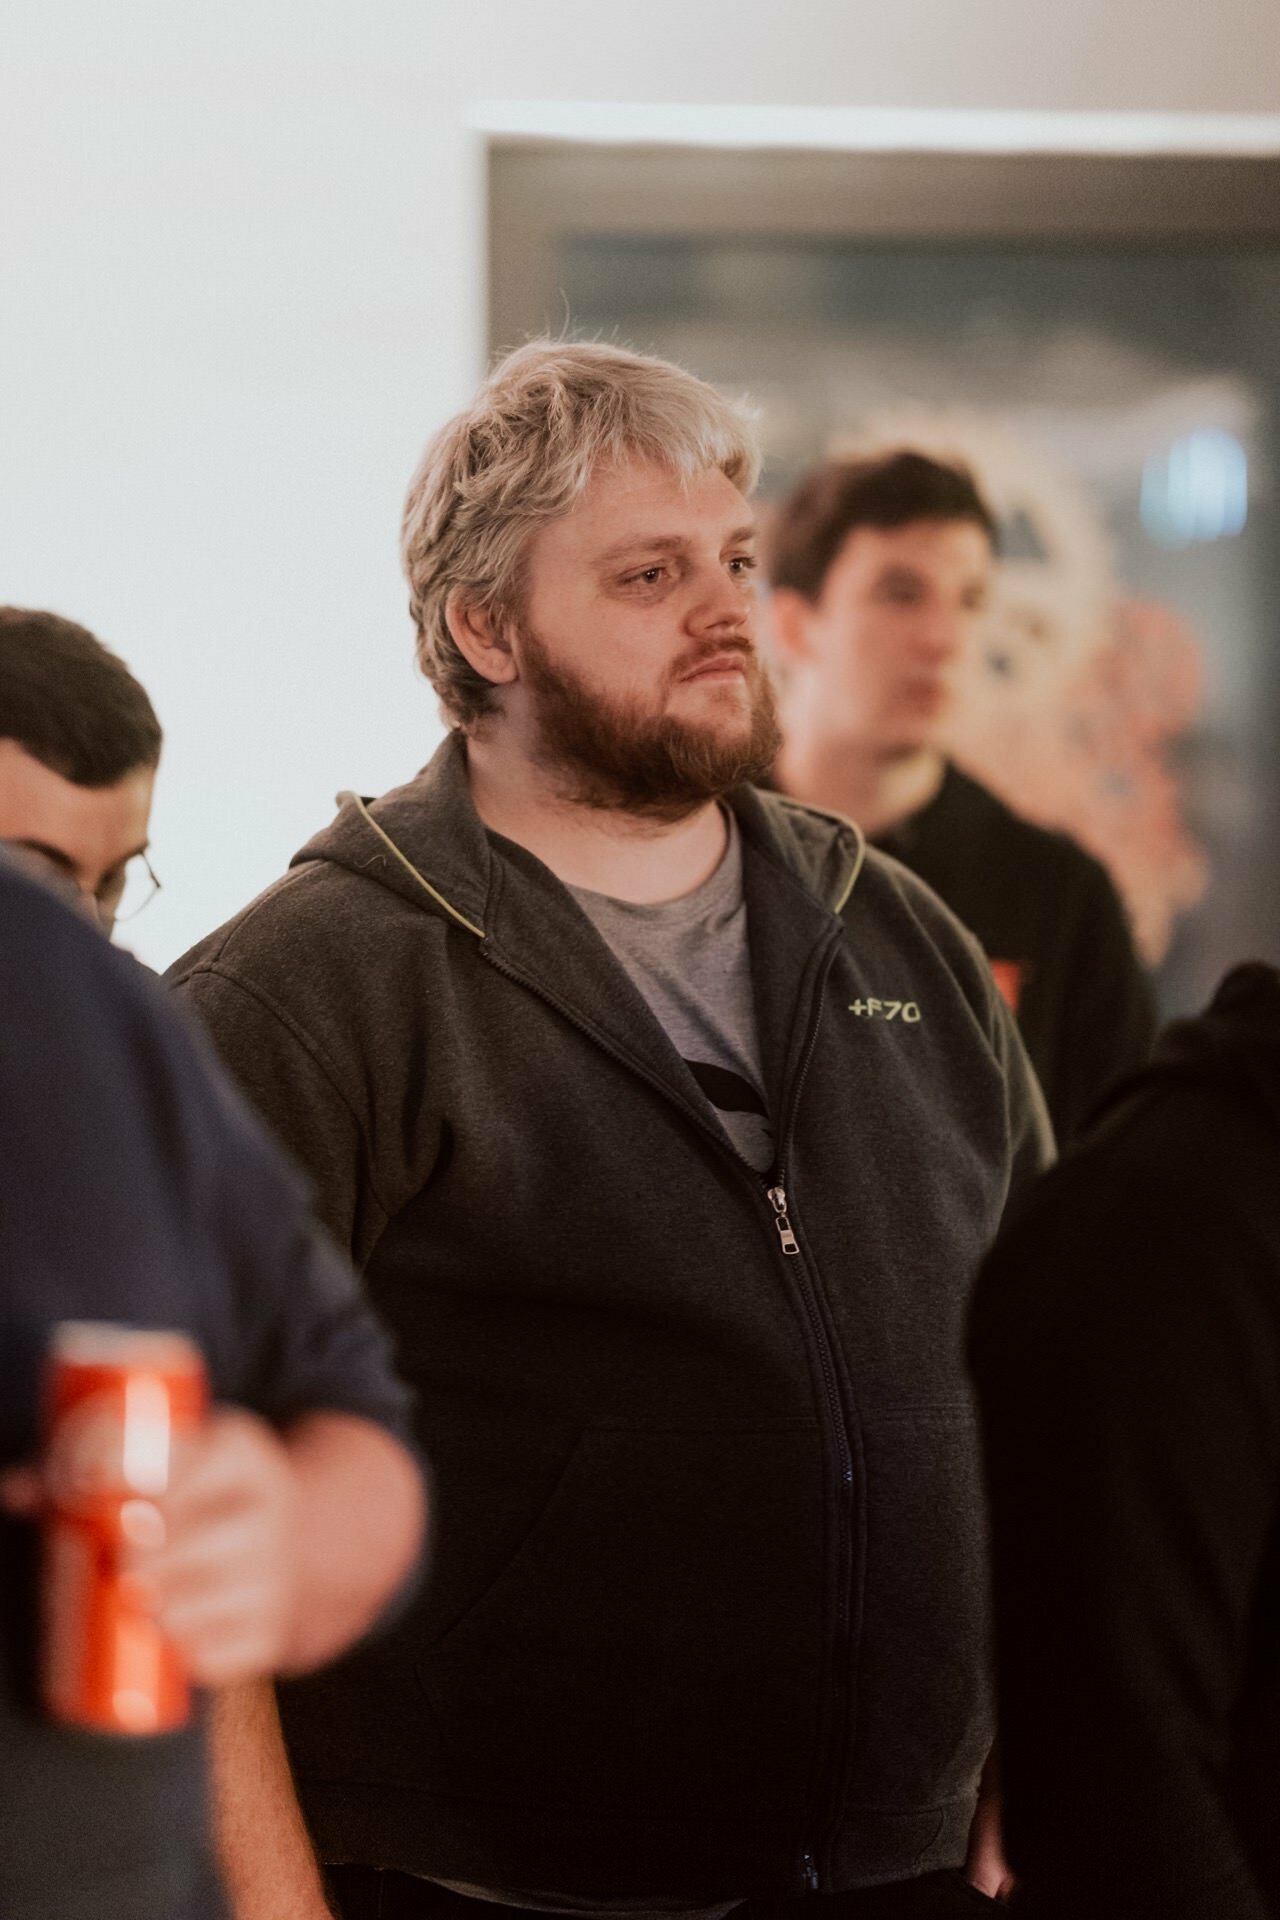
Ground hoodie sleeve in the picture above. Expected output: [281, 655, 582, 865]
[174, 962, 393, 1264]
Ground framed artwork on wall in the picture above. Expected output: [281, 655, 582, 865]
[490, 143, 1280, 1012]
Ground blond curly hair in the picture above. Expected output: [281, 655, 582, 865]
[401, 340, 760, 729]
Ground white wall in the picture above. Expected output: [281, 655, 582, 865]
[4, 0, 1278, 966]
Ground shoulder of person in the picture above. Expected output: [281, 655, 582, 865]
[856, 837, 1002, 986]
[167, 762, 481, 1001]
[165, 836, 460, 1053]
[993, 1075, 1274, 1303]
[168, 856, 402, 981]
[945, 766, 1123, 898]
[3, 858, 199, 1068]
[1, 856, 312, 1213]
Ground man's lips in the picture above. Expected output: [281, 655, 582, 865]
[903, 678, 950, 710]
[679, 653, 751, 683]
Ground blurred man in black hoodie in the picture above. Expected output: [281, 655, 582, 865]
[970, 962, 1280, 1920]
[767, 452, 1155, 1143]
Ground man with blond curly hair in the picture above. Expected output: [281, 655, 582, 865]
[172, 341, 1050, 1920]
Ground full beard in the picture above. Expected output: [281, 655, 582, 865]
[519, 626, 783, 823]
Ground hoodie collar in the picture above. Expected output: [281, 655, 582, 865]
[291, 729, 865, 941]
[291, 734, 865, 1135]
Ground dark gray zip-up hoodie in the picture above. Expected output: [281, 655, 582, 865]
[169, 732, 1051, 1899]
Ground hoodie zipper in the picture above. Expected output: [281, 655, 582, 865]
[766, 1185, 801, 1255]
[767, 950, 857, 1893]
[481, 934, 856, 1894]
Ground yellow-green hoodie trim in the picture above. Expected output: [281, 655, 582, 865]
[340, 791, 486, 940]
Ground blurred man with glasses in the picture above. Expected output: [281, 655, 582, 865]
[0, 607, 429, 1920]
[0, 606, 162, 939]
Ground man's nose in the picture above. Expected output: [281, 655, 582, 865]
[914, 609, 966, 663]
[688, 568, 752, 635]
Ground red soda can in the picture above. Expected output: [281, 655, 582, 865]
[41, 1322, 208, 1734]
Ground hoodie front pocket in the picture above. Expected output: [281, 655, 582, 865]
[849, 1407, 993, 1811]
[418, 1423, 825, 1821]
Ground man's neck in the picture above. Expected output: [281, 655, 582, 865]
[774, 733, 947, 839]
[464, 731, 730, 905]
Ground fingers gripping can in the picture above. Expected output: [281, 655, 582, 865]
[41, 1322, 208, 1734]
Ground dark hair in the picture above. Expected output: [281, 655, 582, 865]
[0, 608, 162, 786]
[765, 450, 999, 601]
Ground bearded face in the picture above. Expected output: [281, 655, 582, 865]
[519, 620, 782, 822]
[461, 459, 779, 819]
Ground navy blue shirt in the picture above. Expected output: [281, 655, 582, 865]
[0, 860, 416, 1920]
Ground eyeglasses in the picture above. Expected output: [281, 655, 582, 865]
[101, 850, 162, 930]
[2, 843, 162, 935]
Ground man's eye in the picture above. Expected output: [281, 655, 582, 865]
[624, 566, 667, 587]
[728, 555, 758, 576]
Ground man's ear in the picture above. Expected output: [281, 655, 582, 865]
[445, 590, 519, 688]
[768, 587, 819, 668]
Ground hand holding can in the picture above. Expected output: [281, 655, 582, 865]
[41, 1322, 208, 1734]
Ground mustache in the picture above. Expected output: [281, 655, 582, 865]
[669, 636, 757, 682]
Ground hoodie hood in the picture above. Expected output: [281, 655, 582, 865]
[291, 732, 492, 937]
[1100, 960, 1280, 1134]
[290, 729, 865, 935]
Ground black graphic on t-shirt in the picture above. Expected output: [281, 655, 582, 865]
[685, 1059, 770, 1117]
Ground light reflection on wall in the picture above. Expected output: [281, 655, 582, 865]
[1141, 430, 1249, 546]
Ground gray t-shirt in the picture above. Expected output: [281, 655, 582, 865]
[567, 811, 773, 1174]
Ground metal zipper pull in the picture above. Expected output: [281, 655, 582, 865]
[801, 1850, 819, 1890]
[767, 1184, 801, 1256]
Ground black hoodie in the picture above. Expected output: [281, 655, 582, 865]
[170, 732, 1050, 1899]
[969, 963, 1280, 1920]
